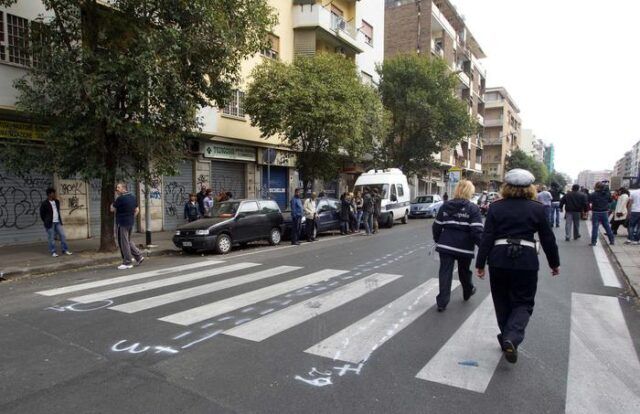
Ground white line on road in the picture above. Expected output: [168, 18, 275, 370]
[305, 278, 458, 364]
[592, 242, 622, 288]
[36, 259, 225, 296]
[565, 293, 640, 413]
[109, 266, 300, 313]
[159, 269, 348, 326]
[225, 273, 403, 342]
[70, 262, 259, 304]
[415, 295, 501, 393]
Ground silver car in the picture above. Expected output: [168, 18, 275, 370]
[409, 194, 443, 218]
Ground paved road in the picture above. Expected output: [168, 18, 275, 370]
[1, 220, 639, 413]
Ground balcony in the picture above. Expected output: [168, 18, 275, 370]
[458, 71, 470, 88]
[484, 99, 504, 109]
[475, 162, 482, 171]
[431, 39, 444, 58]
[292, 4, 364, 53]
[476, 113, 484, 126]
[431, 2, 456, 41]
[484, 117, 503, 127]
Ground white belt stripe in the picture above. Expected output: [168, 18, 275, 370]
[435, 220, 484, 227]
[435, 244, 475, 254]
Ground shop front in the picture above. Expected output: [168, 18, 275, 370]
[258, 148, 297, 210]
[203, 142, 256, 200]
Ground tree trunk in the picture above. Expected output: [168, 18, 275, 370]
[98, 172, 117, 252]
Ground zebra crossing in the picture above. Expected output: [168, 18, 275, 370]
[36, 258, 640, 407]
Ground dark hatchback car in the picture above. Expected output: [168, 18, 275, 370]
[282, 197, 342, 239]
[173, 199, 283, 254]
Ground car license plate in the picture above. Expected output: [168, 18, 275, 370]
[182, 241, 192, 247]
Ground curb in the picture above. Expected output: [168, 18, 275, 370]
[600, 234, 639, 297]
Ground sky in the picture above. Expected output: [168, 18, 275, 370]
[449, 0, 640, 180]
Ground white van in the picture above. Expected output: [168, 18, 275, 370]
[354, 168, 411, 228]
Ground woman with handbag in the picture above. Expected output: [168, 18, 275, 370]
[612, 188, 630, 235]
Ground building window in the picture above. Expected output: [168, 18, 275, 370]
[361, 20, 373, 46]
[7, 14, 29, 66]
[261, 33, 279, 60]
[222, 90, 245, 118]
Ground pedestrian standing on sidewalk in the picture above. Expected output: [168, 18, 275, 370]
[110, 182, 143, 270]
[537, 185, 553, 226]
[290, 188, 303, 245]
[442, 192, 449, 202]
[196, 185, 208, 217]
[339, 193, 351, 235]
[432, 180, 483, 311]
[372, 188, 382, 234]
[303, 192, 318, 242]
[203, 189, 214, 218]
[184, 193, 200, 222]
[476, 169, 560, 364]
[361, 188, 374, 236]
[588, 181, 615, 246]
[625, 186, 640, 245]
[549, 184, 563, 228]
[611, 188, 629, 236]
[39, 188, 72, 257]
[560, 184, 588, 241]
[354, 190, 364, 233]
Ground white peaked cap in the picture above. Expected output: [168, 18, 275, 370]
[504, 169, 535, 187]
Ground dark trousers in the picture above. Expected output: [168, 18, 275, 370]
[291, 216, 302, 244]
[591, 211, 615, 245]
[489, 267, 538, 347]
[611, 219, 626, 235]
[436, 253, 473, 308]
[305, 218, 315, 241]
[340, 220, 349, 234]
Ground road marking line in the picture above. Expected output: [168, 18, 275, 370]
[70, 262, 259, 304]
[415, 295, 501, 393]
[225, 273, 402, 342]
[592, 242, 622, 288]
[159, 269, 348, 326]
[305, 279, 457, 363]
[36, 260, 225, 296]
[109, 266, 300, 313]
[565, 293, 640, 413]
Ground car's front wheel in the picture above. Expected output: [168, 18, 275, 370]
[215, 233, 232, 254]
[269, 228, 282, 246]
[387, 213, 394, 228]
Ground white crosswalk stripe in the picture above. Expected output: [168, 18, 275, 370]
[36, 259, 225, 296]
[225, 273, 403, 342]
[305, 278, 459, 364]
[110, 266, 301, 313]
[70, 262, 260, 304]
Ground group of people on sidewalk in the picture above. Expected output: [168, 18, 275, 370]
[339, 188, 382, 236]
[184, 186, 233, 222]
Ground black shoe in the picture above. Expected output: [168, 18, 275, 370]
[463, 286, 476, 301]
[575, 235, 581, 239]
[565, 237, 570, 242]
[292, 242, 301, 246]
[497, 334, 506, 351]
[437, 306, 446, 312]
[503, 340, 518, 364]
[589, 243, 597, 246]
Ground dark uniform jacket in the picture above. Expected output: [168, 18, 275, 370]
[560, 190, 588, 212]
[476, 198, 560, 271]
[588, 189, 611, 212]
[432, 199, 483, 258]
[339, 198, 351, 221]
[39, 199, 63, 229]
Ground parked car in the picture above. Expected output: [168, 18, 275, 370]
[409, 194, 443, 218]
[282, 197, 342, 239]
[173, 199, 283, 254]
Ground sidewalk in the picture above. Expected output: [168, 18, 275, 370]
[0, 231, 179, 281]
[599, 225, 640, 296]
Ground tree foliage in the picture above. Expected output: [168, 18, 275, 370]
[505, 149, 549, 184]
[376, 54, 476, 176]
[546, 171, 569, 189]
[0, 0, 276, 250]
[245, 53, 384, 188]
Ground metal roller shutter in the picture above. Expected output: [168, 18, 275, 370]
[211, 161, 246, 200]
[262, 166, 288, 210]
[89, 178, 138, 238]
[163, 160, 193, 230]
[0, 165, 53, 245]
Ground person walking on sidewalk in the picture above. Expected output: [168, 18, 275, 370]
[537, 185, 553, 226]
[625, 187, 640, 245]
[110, 182, 143, 270]
[432, 180, 483, 312]
[290, 188, 303, 245]
[361, 188, 374, 236]
[588, 181, 615, 246]
[303, 192, 318, 242]
[549, 184, 563, 228]
[39, 188, 72, 258]
[339, 193, 351, 235]
[184, 193, 200, 222]
[476, 169, 560, 364]
[354, 190, 364, 233]
[611, 188, 629, 236]
[560, 184, 588, 242]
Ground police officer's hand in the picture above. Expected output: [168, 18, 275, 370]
[551, 267, 560, 276]
[476, 268, 485, 279]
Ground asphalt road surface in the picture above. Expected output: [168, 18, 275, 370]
[1, 219, 639, 414]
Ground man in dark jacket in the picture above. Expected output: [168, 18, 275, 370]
[588, 182, 614, 246]
[361, 188, 374, 235]
[39, 188, 72, 257]
[549, 184, 564, 228]
[290, 188, 304, 245]
[372, 189, 382, 233]
[196, 185, 207, 216]
[560, 184, 588, 241]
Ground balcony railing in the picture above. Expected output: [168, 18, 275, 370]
[476, 113, 484, 126]
[330, 13, 357, 39]
[484, 118, 503, 127]
[292, 4, 363, 53]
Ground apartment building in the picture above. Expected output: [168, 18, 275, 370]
[0, 0, 385, 244]
[611, 140, 640, 188]
[544, 143, 555, 173]
[482, 86, 522, 186]
[576, 170, 612, 190]
[384, 0, 487, 196]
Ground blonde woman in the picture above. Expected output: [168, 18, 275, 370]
[432, 180, 484, 312]
[475, 169, 560, 364]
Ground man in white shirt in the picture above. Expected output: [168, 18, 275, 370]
[625, 188, 640, 244]
[39, 188, 72, 257]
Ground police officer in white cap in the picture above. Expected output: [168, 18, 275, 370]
[475, 169, 560, 364]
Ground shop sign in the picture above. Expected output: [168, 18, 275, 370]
[204, 142, 256, 161]
[448, 167, 462, 184]
[258, 148, 297, 167]
[0, 120, 45, 141]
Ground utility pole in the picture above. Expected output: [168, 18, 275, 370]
[416, 0, 422, 54]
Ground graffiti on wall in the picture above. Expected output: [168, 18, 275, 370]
[211, 176, 244, 198]
[164, 181, 187, 217]
[141, 176, 162, 200]
[0, 173, 51, 230]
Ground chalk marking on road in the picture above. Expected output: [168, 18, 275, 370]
[305, 279, 457, 364]
[45, 300, 114, 313]
[172, 331, 192, 340]
[225, 273, 402, 342]
[36, 260, 224, 296]
[111, 340, 150, 354]
[159, 269, 348, 326]
[565, 293, 640, 413]
[70, 262, 260, 304]
[415, 295, 502, 393]
[592, 241, 622, 288]
[181, 330, 224, 349]
[200, 323, 215, 329]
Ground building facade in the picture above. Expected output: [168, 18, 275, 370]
[611, 140, 640, 188]
[576, 170, 612, 190]
[384, 0, 486, 197]
[543, 143, 555, 173]
[482, 86, 522, 187]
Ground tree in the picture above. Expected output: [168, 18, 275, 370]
[376, 54, 476, 176]
[245, 53, 383, 190]
[546, 171, 569, 189]
[505, 149, 549, 184]
[0, 0, 276, 251]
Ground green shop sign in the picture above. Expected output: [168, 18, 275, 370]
[204, 143, 256, 162]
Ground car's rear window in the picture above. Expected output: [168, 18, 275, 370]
[415, 196, 433, 203]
